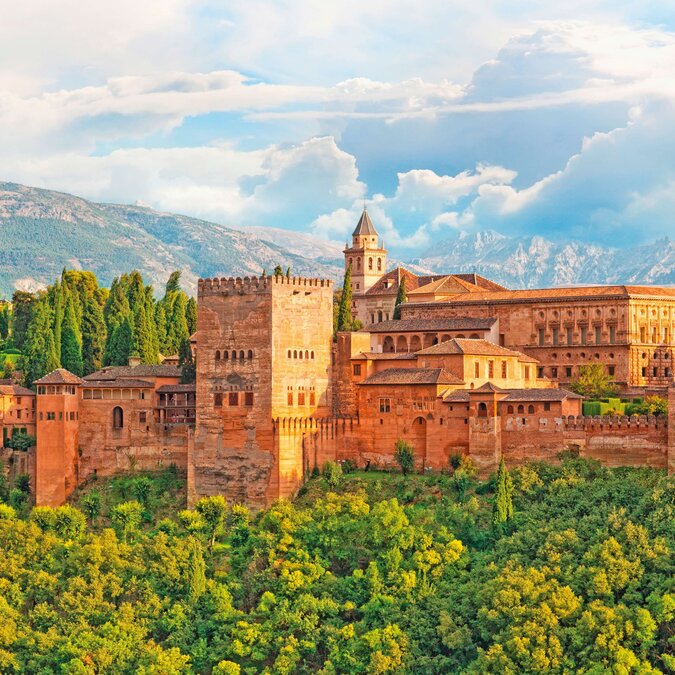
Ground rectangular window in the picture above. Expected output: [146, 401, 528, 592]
[139, 412, 147, 423]
[551, 367, 558, 378]
[244, 392, 254, 406]
[214, 393, 223, 407]
[488, 360, 494, 378]
[580, 326, 587, 344]
[609, 325, 616, 343]
[652, 326, 657, 343]
[565, 366, 572, 378]
[474, 361, 480, 378]
[608, 366, 616, 376]
[228, 392, 238, 406]
[544, 402, 551, 411]
[59, 412, 63, 420]
[309, 391, 316, 406]
[641, 366, 647, 377]
[379, 398, 391, 413]
[298, 393, 306, 406]
[653, 367, 658, 377]
[537, 367, 544, 378]
[353, 364, 362, 376]
[552, 326, 559, 346]
[595, 326, 602, 344]
[501, 361, 507, 378]
[16, 410, 21, 420]
[46, 412, 55, 420]
[567, 327, 573, 344]
[287, 392, 293, 406]
[538, 328, 545, 346]
[524, 366, 530, 380]
[640, 327, 646, 342]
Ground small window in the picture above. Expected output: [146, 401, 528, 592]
[311, 351, 315, 359]
[524, 366, 530, 380]
[379, 398, 391, 413]
[507, 405, 514, 414]
[112, 406, 123, 429]
[305, 350, 309, 359]
[298, 392, 305, 406]
[608, 365, 615, 376]
[215, 393, 223, 407]
[215, 350, 221, 361]
[353, 364, 362, 376]
[288, 349, 291, 358]
[501, 361, 507, 378]
[309, 391, 316, 406]
[139, 411, 147, 423]
[244, 392, 254, 406]
[229, 392, 238, 406]
[538, 328, 545, 346]
[299, 351, 303, 359]
[248, 350, 253, 359]
[239, 350, 245, 360]
[544, 402, 551, 411]
[294, 350, 297, 358]
[377, 259, 382, 271]
[527, 405, 535, 414]
[517, 405, 524, 414]
[287, 392, 293, 406]
[488, 360, 494, 378]
[474, 361, 480, 378]
[368, 257, 373, 270]
[565, 366, 572, 377]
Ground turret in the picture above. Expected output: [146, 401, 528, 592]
[343, 208, 388, 295]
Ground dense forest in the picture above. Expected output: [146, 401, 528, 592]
[0, 455, 671, 673]
[5, 269, 197, 386]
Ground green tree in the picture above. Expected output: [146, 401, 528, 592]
[570, 363, 618, 399]
[186, 297, 198, 336]
[0, 304, 10, 340]
[103, 278, 132, 365]
[81, 490, 101, 523]
[167, 293, 189, 356]
[394, 439, 415, 476]
[274, 265, 283, 277]
[155, 302, 168, 355]
[165, 271, 182, 295]
[179, 338, 196, 384]
[393, 276, 407, 320]
[322, 461, 343, 490]
[492, 458, 514, 528]
[187, 537, 207, 604]
[107, 316, 134, 366]
[2, 359, 14, 380]
[131, 476, 153, 507]
[60, 293, 83, 376]
[195, 495, 228, 549]
[111, 500, 143, 542]
[336, 262, 356, 332]
[81, 296, 106, 374]
[10, 290, 35, 351]
[21, 297, 59, 386]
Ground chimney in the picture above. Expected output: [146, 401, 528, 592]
[128, 355, 141, 368]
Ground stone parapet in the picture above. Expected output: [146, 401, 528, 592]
[198, 275, 332, 296]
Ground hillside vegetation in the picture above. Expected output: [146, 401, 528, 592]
[0, 458, 672, 673]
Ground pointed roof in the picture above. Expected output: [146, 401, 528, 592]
[352, 209, 377, 237]
[34, 368, 84, 385]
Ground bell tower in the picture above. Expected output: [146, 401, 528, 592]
[343, 208, 387, 296]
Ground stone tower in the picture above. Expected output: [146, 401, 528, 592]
[192, 274, 334, 508]
[34, 369, 82, 506]
[343, 208, 388, 297]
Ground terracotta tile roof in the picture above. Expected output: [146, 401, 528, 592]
[454, 273, 508, 291]
[406, 284, 675, 306]
[503, 388, 583, 401]
[82, 379, 155, 388]
[84, 364, 182, 381]
[444, 387, 582, 404]
[353, 352, 417, 361]
[417, 338, 538, 362]
[0, 384, 35, 396]
[360, 367, 464, 386]
[156, 383, 196, 393]
[364, 267, 438, 297]
[352, 209, 377, 236]
[364, 317, 496, 333]
[408, 274, 485, 296]
[473, 381, 504, 393]
[34, 369, 84, 385]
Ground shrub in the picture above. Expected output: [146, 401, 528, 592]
[341, 458, 357, 474]
[322, 461, 343, 490]
[394, 440, 415, 476]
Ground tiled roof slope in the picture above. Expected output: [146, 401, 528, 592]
[360, 367, 464, 386]
[34, 369, 84, 385]
[352, 209, 377, 236]
[0, 384, 35, 396]
[84, 364, 182, 381]
[417, 338, 538, 362]
[365, 318, 496, 333]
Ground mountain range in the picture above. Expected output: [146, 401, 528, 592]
[0, 182, 674, 296]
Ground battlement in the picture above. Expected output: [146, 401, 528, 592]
[198, 274, 332, 296]
[504, 413, 667, 431]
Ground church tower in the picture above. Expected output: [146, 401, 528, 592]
[343, 208, 387, 296]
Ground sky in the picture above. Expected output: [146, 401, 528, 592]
[2, 1, 675, 256]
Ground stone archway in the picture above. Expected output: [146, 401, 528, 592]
[477, 402, 488, 418]
[409, 335, 422, 352]
[396, 335, 408, 352]
[383, 336, 395, 353]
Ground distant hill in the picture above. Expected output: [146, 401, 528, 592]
[1, 182, 674, 297]
[0, 182, 343, 296]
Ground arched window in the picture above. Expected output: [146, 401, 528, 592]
[299, 351, 303, 359]
[528, 405, 535, 414]
[357, 257, 361, 270]
[477, 402, 488, 418]
[507, 405, 514, 414]
[368, 257, 373, 270]
[287, 349, 291, 358]
[248, 349, 253, 359]
[224, 351, 229, 360]
[517, 405, 524, 414]
[294, 350, 298, 358]
[305, 350, 309, 359]
[311, 351, 315, 359]
[377, 259, 382, 271]
[239, 350, 245, 360]
[378, 310, 383, 322]
[231, 351, 236, 361]
[112, 406, 124, 429]
[469, 333, 480, 339]
[215, 350, 221, 361]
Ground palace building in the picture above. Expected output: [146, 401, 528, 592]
[11, 210, 675, 509]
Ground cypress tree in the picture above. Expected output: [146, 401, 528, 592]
[492, 458, 514, 528]
[274, 265, 283, 277]
[155, 302, 169, 355]
[167, 293, 190, 356]
[103, 279, 131, 366]
[21, 298, 58, 386]
[144, 286, 160, 364]
[336, 262, 355, 332]
[81, 297, 106, 374]
[179, 338, 196, 384]
[393, 276, 407, 320]
[187, 538, 206, 604]
[186, 297, 198, 336]
[108, 316, 133, 366]
[0, 305, 9, 340]
[61, 294, 83, 376]
[165, 271, 182, 296]
[51, 282, 66, 359]
[11, 290, 36, 351]
[286, 267, 291, 279]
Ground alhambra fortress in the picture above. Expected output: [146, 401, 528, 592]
[5, 210, 675, 507]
